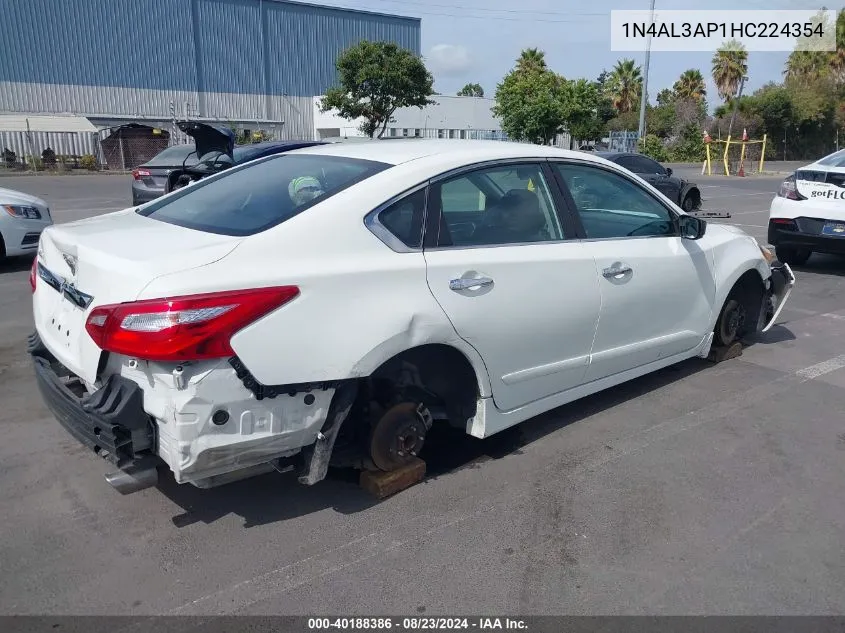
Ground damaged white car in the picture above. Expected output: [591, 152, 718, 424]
[29, 140, 795, 495]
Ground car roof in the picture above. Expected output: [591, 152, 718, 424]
[288, 138, 608, 167]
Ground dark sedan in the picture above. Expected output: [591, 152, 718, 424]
[595, 152, 702, 212]
[131, 130, 326, 205]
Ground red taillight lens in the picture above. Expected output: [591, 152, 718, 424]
[132, 169, 151, 180]
[777, 175, 805, 201]
[30, 258, 37, 293]
[85, 286, 299, 361]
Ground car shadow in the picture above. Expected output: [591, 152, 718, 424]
[744, 324, 797, 345]
[159, 356, 725, 528]
[0, 253, 35, 274]
[791, 253, 845, 277]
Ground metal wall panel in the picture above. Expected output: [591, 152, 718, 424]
[0, 131, 98, 159]
[0, 0, 420, 98]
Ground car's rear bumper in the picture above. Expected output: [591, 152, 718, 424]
[131, 182, 164, 205]
[28, 331, 156, 469]
[768, 218, 845, 254]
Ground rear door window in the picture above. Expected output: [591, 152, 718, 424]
[138, 154, 390, 236]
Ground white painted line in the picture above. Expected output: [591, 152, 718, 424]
[796, 354, 845, 380]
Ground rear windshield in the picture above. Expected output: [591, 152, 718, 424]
[137, 154, 390, 236]
[144, 144, 199, 167]
[816, 149, 845, 167]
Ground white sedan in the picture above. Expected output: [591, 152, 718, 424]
[0, 186, 52, 261]
[769, 149, 845, 265]
[29, 140, 795, 495]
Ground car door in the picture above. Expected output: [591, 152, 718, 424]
[551, 160, 717, 382]
[422, 160, 601, 416]
[626, 155, 678, 201]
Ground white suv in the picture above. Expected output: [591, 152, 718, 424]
[30, 140, 795, 495]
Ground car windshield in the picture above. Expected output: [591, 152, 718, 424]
[137, 154, 390, 236]
[816, 149, 845, 167]
[144, 144, 199, 167]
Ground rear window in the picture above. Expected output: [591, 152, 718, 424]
[137, 154, 390, 236]
[144, 144, 199, 167]
[816, 149, 845, 167]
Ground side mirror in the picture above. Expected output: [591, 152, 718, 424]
[679, 214, 706, 240]
[665, 167, 673, 177]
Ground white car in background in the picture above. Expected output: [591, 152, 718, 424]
[29, 140, 795, 496]
[769, 148, 845, 265]
[0, 186, 52, 261]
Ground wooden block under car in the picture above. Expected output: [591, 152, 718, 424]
[359, 457, 426, 499]
[707, 341, 743, 363]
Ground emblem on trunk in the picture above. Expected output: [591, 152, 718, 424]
[62, 253, 77, 275]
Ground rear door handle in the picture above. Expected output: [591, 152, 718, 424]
[602, 264, 633, 278]
[450, 276, 494, 291]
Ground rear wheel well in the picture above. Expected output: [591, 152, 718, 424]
[683, 187, 701, 208]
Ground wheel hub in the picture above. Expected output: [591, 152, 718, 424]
[369, 402, 432, 472]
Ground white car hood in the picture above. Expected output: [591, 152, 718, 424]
[0, 186, 48, 208]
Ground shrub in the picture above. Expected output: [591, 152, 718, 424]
[638, 134, 669, 162]
[26, 156, 43, 171]
[80, 154, 97, 170]
[667, 124, 706, 162]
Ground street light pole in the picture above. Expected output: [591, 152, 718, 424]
[637, 0, 656, 143]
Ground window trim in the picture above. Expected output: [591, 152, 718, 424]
[548, 158, 682, 242]
[423, 158, 579, 252]
[364, 181, 430, 253]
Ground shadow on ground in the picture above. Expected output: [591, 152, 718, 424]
[0, 253, 34, 275]
[158, 355, 737, 528]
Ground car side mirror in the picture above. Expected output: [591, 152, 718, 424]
[679, 214, 706, 240]
[665, 167, 673, 177]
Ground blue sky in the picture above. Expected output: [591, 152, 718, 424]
[311, 0, 828, 111]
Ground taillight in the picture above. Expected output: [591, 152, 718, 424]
[29, 258, 37, 293]
[132, 169, 151, 180]
[85, 286, 299, 362]
[777, 174, 805, 201]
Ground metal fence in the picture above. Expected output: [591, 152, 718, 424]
[608, 130, 640, 153]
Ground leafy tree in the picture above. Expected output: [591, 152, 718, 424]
[668, 124, 706, 162]
[457, 83, 484, 97]
[516, 48, 547, 73]
[608, 58, 642, 113]
[319, 40, 435, 138]
[563, 78, 603, 143]
[674, 69, 707, 102]
[638, 134, 669, 162]
[656, 88, 676, 106]
[711, 40, 748, 103]
[605, 111, 640, 132]
[646, 102, 676, 139]
[493, 67, 568, 145]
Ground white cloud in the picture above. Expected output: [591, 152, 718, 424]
[426, 44, 473, 76]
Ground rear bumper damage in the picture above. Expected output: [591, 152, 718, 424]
[29, 330, 350, 494]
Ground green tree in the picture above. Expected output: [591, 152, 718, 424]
[457, 82, 484, 97]
[608, 58, 642, 113]
[516, 48, 547, 73]
[493, 67, 568, 145]
[319, 40, 435, 138]
[563, 78, 603, 143]
[711, 40, 748, 103]
[656, 88, 676, 106]
[674, 69, 707, 102]
[638, 134, 669, 162]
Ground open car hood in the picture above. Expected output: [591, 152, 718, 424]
[177, 121, 235, 160]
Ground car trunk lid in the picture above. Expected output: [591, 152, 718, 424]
[33, 210, 242, 384]
[795, 167, 845, 221]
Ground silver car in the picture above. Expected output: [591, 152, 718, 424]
[131, 144, 199, 205]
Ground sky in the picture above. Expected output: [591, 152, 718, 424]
[309, 0, 830, 112]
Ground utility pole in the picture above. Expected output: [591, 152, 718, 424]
[637, 0, 656, 142]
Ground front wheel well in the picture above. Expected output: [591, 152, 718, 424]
[683, 187, 701, 208]
[716, 269, 766, 343]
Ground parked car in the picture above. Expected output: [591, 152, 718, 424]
[0, 187, 52, 262]
[29, 140, 794, 496]
[131, 121, 326, 205]
[768, 148, 845, 266]
[595, 151, 702, 212]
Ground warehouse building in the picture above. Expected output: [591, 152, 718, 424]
[0, 0, 420, 162]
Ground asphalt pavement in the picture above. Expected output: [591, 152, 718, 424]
[2, 170, 845, 616]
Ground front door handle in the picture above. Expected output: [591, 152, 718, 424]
[602, 264, 633, 278]
[450, 276, 494, 291]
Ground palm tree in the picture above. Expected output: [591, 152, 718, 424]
[673, 69, 706, 102]
[784, 50, 828, 80]
[516, 48, 547, 73]
[608, 58, 642, 113]
[711, 40, 748, 103]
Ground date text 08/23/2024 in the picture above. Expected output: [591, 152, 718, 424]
[307, 618, 528, 630]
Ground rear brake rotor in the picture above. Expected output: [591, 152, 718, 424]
[369, 402, 432, 472]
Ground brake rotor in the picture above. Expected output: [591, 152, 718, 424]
[369, 402, 432, 472]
